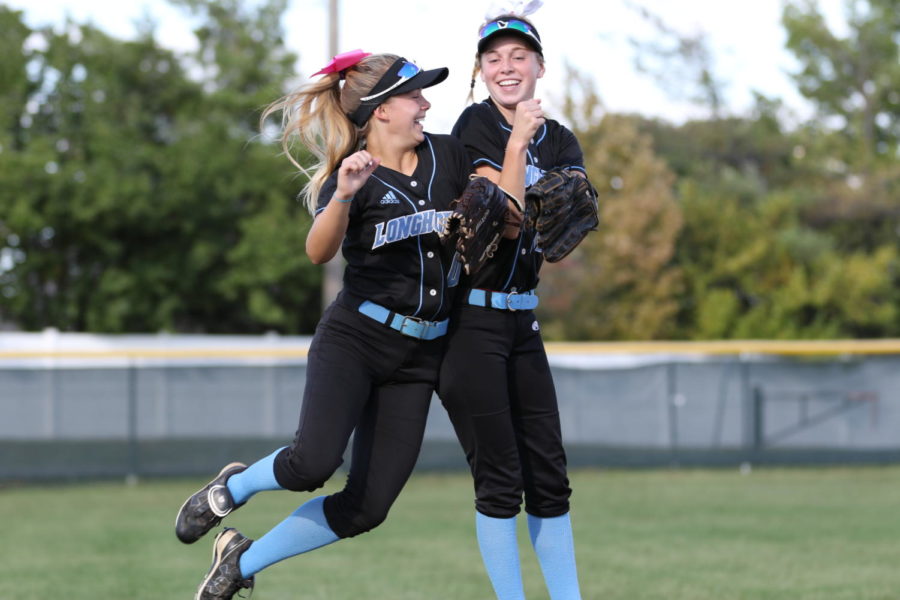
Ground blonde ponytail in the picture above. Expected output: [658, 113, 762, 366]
[261, 54, 400, 214]
[467, 56, 480, 104]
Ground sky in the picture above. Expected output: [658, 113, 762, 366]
[5, 0, 849, 133]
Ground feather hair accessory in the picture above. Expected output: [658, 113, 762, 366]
[484, 0, 543, 21]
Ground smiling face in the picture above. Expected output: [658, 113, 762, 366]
[479, 34, 545, 112]
[376, 88, 431, 145]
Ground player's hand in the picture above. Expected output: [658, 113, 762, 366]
[335, 150, 380, 201]
[509, 99, 545, 147]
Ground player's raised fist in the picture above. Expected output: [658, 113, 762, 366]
[335, 150, 380, 200]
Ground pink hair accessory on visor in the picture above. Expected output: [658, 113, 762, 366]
[312, 49, 372, 77]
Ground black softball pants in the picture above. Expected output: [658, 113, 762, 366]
[273, 301, 442, 539]
[438, 304, 571, 519]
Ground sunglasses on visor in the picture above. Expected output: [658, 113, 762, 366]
[359, 61, 422, 102]
[478, 19, 540, 43]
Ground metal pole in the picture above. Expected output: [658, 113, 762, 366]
[667, 362, 678, 452]
[127, 360, 140, 483]
[740, 360, 754, 449]
[45, 368, 59, 437]
[264, 365, 277, 436]
[322, 0, 343, 311]
[329, 0, 338, 56]
[752, 386, 764, 451]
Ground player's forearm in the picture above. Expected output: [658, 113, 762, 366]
[497, 141, 528, 239]
[305, 198, 351, 264]
[499, 140, 528, 205]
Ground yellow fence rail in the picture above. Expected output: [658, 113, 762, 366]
[4, 339, 900, 361]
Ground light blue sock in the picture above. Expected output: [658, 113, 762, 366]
[527, 513, 582, 600]
[238, 496, 340, 578]
[226, 446, 285, 505]
[475, 512, 525, 600]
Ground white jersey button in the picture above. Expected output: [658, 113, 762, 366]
[410, 181, 418, 187]
[429, 289, 437, 296]
[521, 249, 527, 255]
[418, 200, 426, 206]
[427, 251, 435, 258]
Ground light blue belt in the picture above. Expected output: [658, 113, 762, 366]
[466, 289, 539, 311]
[358, 301, 449, 340]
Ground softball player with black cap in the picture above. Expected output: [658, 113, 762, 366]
[438, 2, 585, 598]
[175, 50, 470, 600]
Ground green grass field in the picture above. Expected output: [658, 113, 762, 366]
[4, 466, 900, 600]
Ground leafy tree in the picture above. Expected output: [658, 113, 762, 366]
[0, 7, 37, 327]
[537, 68, 683, 340]
[626, 51, 900, 340]
[636, 96, 803, 191]
[783, 0, 900, 163]
[543, 1, 900, 341]
[626, 1, 727, 119]
[0, 3, 320, 333]
[677, 180, 899, 339]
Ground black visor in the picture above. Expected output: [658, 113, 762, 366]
[347, 58, 449, 127]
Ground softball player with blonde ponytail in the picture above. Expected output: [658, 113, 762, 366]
[175, 50, 471, 599]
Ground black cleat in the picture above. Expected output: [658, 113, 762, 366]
[195, 528, 255, 600]
[176, 462, 247, 544]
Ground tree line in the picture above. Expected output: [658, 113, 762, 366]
[1, 0, 898, 340]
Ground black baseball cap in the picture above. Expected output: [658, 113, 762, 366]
[348, 57, 449, 127]
[477, 15, 543, 55]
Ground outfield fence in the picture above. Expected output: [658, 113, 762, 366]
[3, 331, 900, 481]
